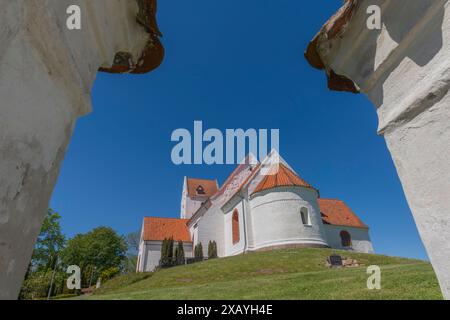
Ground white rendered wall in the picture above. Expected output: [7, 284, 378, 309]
[312, 0, 450, 298]
[139, 241, 193, 272]
[323, 225, 374, 253]
[0, 0, 153, 299]
[248, 187, 328, 251]
[194, 205, 226, 257]
[180, 178, 204, 219]
[224, 200, 247, 256]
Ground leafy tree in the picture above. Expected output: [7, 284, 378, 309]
[123, 255, 138, 274]
[31, 209, 65, 271]
[123, 230, 140, 273]
[61, 227, 127, 286]
[20, 271, 53, 300]
[100, 267, 120, 281]
[19, 209, 66, 299]
[125, 230, 140, 256]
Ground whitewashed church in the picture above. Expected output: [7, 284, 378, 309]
[137, 151, 374, 272]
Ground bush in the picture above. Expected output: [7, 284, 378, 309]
[19, 271, 51, 300]
[194, 243, 204, 262]
[160, 237, 174, 268]
[19, 270, 66, 300]
[100, 267, 120, 282]
[174, 241, 185, 265]
[208, 241, 218, 259]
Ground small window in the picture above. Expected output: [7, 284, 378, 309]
[340, 230, 352, 247]
[232, 209, 240, 244]
[300, 207, 311, 225]
[196, 185, 205, 195]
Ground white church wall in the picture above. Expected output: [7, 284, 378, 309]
[195, 205, 226, 257]
[189, 224, 200, 248]
[139, 241, 193, 272]
[323, 225, 374, 254]
[136, 237, 146, 272]
[180, 180, 204, 219]
[224, 200, 247, 256]
[249, 187, 328, 251]
[243, 194, 256, 249]
[184, 199, 203, 220]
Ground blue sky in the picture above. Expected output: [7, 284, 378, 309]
[50, 0, 428, 260]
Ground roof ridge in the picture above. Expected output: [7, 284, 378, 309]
[252, 162, 317, 195]
[318, 198, 345, 201]
[186, 176, 217, 181]
[144, 216, 189, 220]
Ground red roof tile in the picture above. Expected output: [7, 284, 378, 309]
[252, 163, 317, 194]
[186, 178, 218, 198]
[142, 217, 191, 242]
[318, 198, 368, 228]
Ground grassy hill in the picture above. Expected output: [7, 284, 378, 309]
[76, 248, 442, 300]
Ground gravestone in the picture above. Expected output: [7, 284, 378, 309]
[328, 255, 343, 267]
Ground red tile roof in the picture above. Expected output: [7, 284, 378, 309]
[318, 198, 368, 228]
[188, 161, 258, 224]
[213, 157, 257, 199]
[142, 217, 191, 242]
[252, 163, 317, 194]
[186, 178, 218, 198]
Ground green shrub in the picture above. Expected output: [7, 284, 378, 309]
[194, 243, 204, 261]
[174, 241, 185, 265]
[160, 237, 175, 268]
[211, 241, 218, 259]
[208, 241, 218, 259]
[100, 267, 120, 281]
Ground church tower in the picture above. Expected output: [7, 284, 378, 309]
[180, 177, 219, 219]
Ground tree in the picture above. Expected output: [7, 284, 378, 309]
[125, 230, 140, 256]
[19, 209, 66, 299]
[31, 209, 65, 271]
[194, 243, 203, 261]
[174, 241, 185, 265]
[160, 238, 168, 267]
[208, 241, 218, 259]
[167, 237, 174, 262]
[61, 227, 127, 287]
[159, 237, 174, 268]
[124, 230, 140, 273]
[208, 241, 213, 259]
[213, 241, 218, 259]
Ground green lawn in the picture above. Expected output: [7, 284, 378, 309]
[74, 248, 442, 300]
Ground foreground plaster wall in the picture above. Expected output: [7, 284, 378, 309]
[0, 0, 162, 299]
[306, 0, 450, 298]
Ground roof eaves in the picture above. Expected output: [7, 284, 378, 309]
[304, 0, 360, 93]
[99, 0, 164, 74]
